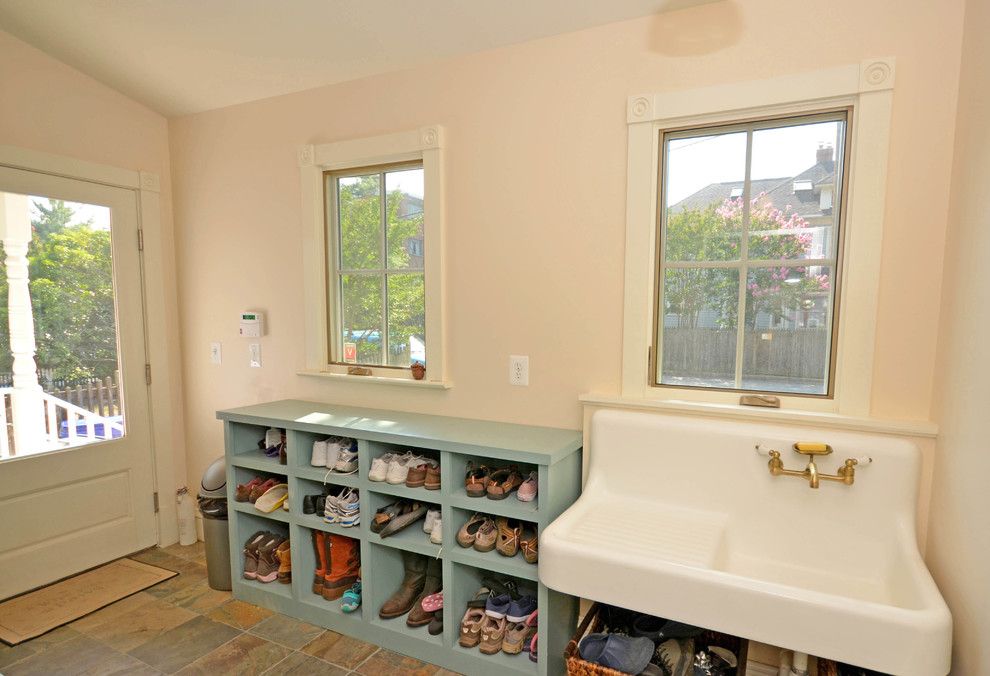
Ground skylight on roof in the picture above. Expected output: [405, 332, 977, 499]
[729, 187, 743, 198]
[793, 180, 813, 192]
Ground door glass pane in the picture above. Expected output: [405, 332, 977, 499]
[339, 273, 383, 365]
[742, 265, 833, 394]
[386, 273, 425, 367]
[659, 267, 739, 388]
[337, 174, 381, 270]
[663, 131, 747, 262]
[0, 193, 125, 459]
[385, 168, 424, 270]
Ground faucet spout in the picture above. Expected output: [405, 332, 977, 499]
[805, 459, 820, 489]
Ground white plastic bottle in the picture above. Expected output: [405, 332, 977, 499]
[177, 487, 197, 545]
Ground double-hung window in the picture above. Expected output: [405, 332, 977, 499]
[299, 126, 446, 385]
[655, 111, 849, 396]
[327, 163, 426, 368]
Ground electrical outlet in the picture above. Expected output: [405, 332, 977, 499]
[509, 355, 529, 386]
[249, 343, 262, 368]
[210, 342, 222, 365]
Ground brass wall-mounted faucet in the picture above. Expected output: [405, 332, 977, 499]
[764, 442, 870, 489]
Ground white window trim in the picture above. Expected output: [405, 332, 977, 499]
[299, 127, 448, 387]
[621, 59, 896, 416]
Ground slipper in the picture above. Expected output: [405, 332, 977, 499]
[254, 483, 288, 512]
[378, 502, 428, 538]
[371, 501, 402, 534]
[341, 581, 362, 613]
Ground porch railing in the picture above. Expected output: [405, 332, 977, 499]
[0, 388, 124, 458]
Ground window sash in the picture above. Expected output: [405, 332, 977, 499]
[326, 162, 424, 369]
[653, 110, 849, 396]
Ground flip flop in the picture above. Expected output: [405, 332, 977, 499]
[254, 484, 288, 512]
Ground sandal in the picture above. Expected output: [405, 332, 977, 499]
[486, 467, 523, 500]
[459, 608, 486, 647]
[465, 462, 491, 497]
[456, 513, 488, 548]
[473, 518, 497, 553]
[341, 581, 362, 613]
[378, 501, 428, 538]
[520, 526, 538, 564]
[496, 517, 522, 557]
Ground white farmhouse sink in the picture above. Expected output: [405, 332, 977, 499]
[540, 410, 951, 675]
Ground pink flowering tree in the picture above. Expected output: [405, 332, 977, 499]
[663, 193, 830, 328]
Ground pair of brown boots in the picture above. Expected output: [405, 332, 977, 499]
[379, 551, 441, 628]
[312, 531, 361, 600]
[243, 531, 290, 584]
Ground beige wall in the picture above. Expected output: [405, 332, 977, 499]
[928, 0, 990, 672]
[0, 29, 187, 541]
[169, 0, 965, 492]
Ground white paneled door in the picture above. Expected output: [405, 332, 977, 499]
[0, 166, 156, 600]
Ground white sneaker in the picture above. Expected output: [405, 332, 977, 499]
[311, 440, 328, 466]
[325, 437, 347, 469]
[333, 449, 359, 474]
[423, 508, 441, 533]
[384, 452, 416, 484]
[265, 428, 282, 449]
[429, 517, 442, 544]
[368, 453, 395, 482]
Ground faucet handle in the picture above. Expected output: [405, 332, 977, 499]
[793, 442, 833, 456]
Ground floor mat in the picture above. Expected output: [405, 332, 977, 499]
[0, 558, 177, 645]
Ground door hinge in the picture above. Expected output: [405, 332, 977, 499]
[145, 363, 152, 385]
[137, 228, 145, 251]
[153, 492, 159, 513]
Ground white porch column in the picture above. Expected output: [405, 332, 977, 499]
[0, 193, 45, 455]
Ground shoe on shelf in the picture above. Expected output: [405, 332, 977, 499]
[423, 508, 441, 534]
[323, 533, 361, 600]
[486, 467, 523, 500]
[371, 501, 403, 534]
[379, 551, 427, 619]
[385, 452, 418, 485]
[248, 478, 278, 503]
[655, 639, 692, 676]
[473, 518, 497, 553]
[235, 477, 263, 502]
[479, 616, 507, 655]
[379, 501, 428, 538]
[369, 453, 396, 482]
[311, 439, 328, 466]
[466, 585, 492, 609]
[517, 471, 538, 502]
[425, 464, 441, 490]
[332, 448, 359, 475]
[242, 530, 268, 579]
[312, 530, 326, 595]
[406, 458, 439, 488]
[520, 527, 538, 564]
[256, 535, 286, 583]
[506, 595, 537, 623]
[578, 633, 654, 675]
[459, 608, 486, 648]
[495, 517, 522, 557]
[341, 581, 362, 613]
[275, 540, 291, 583]
[456, 514, 487, 548]
[529, 633, 538, 663]
[428, 610, 443, 636]
[327, 488, 360, 527]
[429, 517, 443, 545]
[406, 558, 441, 627]
[302, 494, 319, 514]
[464, 462, 491, 497]
[255, 484, 288, 513]
[485, 593, 512, 619]
[502, 620, 536, 655]
[421, 591, 443, 613]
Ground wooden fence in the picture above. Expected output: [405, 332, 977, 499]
[661, 328, 830, 380]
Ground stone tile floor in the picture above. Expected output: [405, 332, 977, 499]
[0, 543, 460, 676]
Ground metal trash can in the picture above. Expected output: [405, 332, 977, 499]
[198, 456, 231, 591]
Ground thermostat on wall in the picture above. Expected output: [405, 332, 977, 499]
[239, 311, 265, 338]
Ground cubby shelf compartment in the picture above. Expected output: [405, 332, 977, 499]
[220, 399, 581, 676]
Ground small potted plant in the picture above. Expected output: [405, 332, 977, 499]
[410, 361, 426, 380]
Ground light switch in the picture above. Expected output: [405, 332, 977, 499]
[210, 342, 222, 365]
[249, 343, 261, 368]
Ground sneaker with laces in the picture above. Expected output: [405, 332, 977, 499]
[429, 517, 443, 544]
[333, 448, 359, 474]
[368, 453, 395, 482]
[385, 452, 417, 484]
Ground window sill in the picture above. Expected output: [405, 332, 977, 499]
[579, 393, 938, 438]
[297, 369, 451, 390]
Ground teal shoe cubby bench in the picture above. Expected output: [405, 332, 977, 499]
[218, 399, 582, 676]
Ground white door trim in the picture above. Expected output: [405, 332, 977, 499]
[0, 144, 182, 546]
